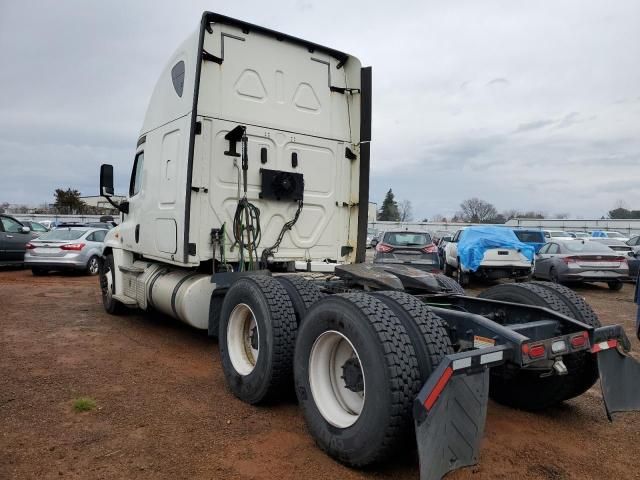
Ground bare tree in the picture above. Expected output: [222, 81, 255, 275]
[554, 212, 570, 219]
[458, 198, 498, 223]
[399, 200, 413, 222]
[431, 214, 447, 223]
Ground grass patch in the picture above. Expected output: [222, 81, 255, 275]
[72, 397, 96, 412]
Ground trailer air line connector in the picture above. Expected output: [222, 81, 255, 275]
[224, 124, 304, 271]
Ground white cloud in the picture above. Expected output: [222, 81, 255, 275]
[0, 0, 638, 218]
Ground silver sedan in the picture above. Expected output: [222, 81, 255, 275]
[24, 227, 108, 275]
[533, 239, 629, 290]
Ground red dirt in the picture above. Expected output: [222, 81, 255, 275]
[1, 269, 639, 480]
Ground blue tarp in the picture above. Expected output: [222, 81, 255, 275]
[592, 230, 607, 237]
[458, 226, 535, 272]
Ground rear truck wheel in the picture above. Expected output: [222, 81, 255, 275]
[294, 294, 420, 467]
[478, 283, 595, 410]
[99, 253, 124, 315]
[608, 280, 623, 291]
[219, 275, 297, 404]
[369, 291, 453, 383]
[31, 268, 48, 276]
[531, 281, 601, 399]
[456, 260, 470, 287]
[276, 275, 325, 324]
[85, 255, 100, 275]
[433, 273, 466, 295]
[207, 293, 224, 339]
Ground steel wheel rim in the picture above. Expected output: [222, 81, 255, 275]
[227, 303, 260, 376]
[308, 330, 365, 428]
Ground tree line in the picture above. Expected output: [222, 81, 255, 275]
[375, 190, 640, 223]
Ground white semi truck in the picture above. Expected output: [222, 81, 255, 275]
[98, 12, 640, 480]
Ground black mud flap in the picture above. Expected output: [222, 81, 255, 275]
[413, 346, 509, 480]
[597, 345, 640, 420]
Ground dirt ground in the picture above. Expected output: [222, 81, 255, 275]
[1, 269, 640, 480]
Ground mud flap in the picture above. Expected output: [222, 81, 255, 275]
[413, 346, 509, 480]
[597, 346, 640, 420]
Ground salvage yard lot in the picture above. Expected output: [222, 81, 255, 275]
[1, 269, 639, 480]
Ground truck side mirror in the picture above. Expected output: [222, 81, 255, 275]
[100, 164, 115, 197]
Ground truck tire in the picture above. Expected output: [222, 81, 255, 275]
[219, 275, 297, 404]
[276, 275, 325, 324]
[369, 291, 453, 383]
[433, 274, 466, 295]
[531, 281, 601, 399]
[208, 293, 224, 339]
[99, 253, 124, 315]
[477, 283, 593, 410]
[294, 294, 420, 467]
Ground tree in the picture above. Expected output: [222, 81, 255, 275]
[0, 202, 8, 214]
[54, 188, 86, 214]
[431, 214, 447, 223]
[378, 189, 400, 221]
[609, 206, 640, 219]
[458, 197, 498, 223]
[399, 200, 413, 222]
[554, 212, 570, 219]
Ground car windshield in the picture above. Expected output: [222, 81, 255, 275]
[383, 232, 431, 246]
[606, 232, 624, 238]
[562, 241, 615, 253]
[549, 231, 572, 238]
[514, 231, 544, 243]
[38, 229, 87, 241]
[573, 232, 589, 238]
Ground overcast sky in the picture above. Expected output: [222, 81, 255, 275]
[1, 1, 639, 219]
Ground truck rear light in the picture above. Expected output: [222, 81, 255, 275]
[570, 332, 589, 348]
[421, 243, 438, 254]
[551, 340, 567, 354]
[60, 243, 85, 251]
[25, 243, 36, 249]
[376, 243, 394, 253]
[522, 343, 545, 359]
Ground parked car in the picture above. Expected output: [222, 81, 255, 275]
[24, 227, 108, 275]
[512, 228, 546, 253]
[0, 214, 39, 266]
[444, 226, 534, 285]
[542, 230, 573, 241]
[437, 235, 453, 269]
[567, 231, 590, 239]
[18, 220, 50, 236]
[85, 222, 115, 230]
[589, 238, 635, 257]
[366, 228, 378, 248]
[533, 239, 629, 290]
[627, 235, 640, 248]
[373, 230, 439, 271]
[591, 230, 630, 242]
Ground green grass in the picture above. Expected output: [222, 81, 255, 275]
[72, 397, 96, 412]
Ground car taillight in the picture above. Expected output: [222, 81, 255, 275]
[421, 243, 438, 254]
[376, 243, 394, 253]
[60, 243, 85, 251]
[562, 256, 578, 264]
[25, 243, 36, 249]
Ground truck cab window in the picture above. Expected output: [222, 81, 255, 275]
[129, 152, 144, 196]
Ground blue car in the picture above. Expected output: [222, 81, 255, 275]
[513, 229, 546, 253]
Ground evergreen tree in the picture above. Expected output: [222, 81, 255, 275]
[378, 189, 400, 221]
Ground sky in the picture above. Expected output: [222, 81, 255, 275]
[0, 0, 639, 219]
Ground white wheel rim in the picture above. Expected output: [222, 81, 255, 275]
[308, 330, 365, 428]
[105, 266, 114, 299]
[227, 303, 260, 376]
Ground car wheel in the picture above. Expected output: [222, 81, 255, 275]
[549, 267, 560, 284]
[456, 259, 469, 286]
[607, 280, 623, 291]
[86, 255, 100, 275]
